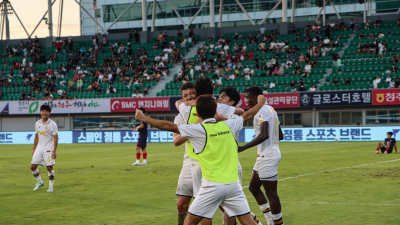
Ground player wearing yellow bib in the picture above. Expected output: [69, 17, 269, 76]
[239, 87, 284, 225]
[135, 94, 266, 225]
[30, 105, 58, 193]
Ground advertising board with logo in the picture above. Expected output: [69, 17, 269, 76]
[244, 126, 399, 142]
[8, 99, 110, 115]
[237, 93, 300, 109]
[0, 131, 72, 144]
[0, 102, 8, 115]
[110, 97, 170, 112]
[372, 89, 400, 105]
[300, 90, 372, 107]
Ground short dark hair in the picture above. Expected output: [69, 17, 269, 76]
[387, 132, 393, 135]
[245, 86, 263, 97]
[196, 95, 217, 119]
[220, 87, 240, 106]
[180, 82, 195, 94]
[139, 107, 146, 113]
[195, 77, 214, 96]
[40, 105, 52, 113]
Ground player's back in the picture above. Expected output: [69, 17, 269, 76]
[254, 105, 281, 159]
[138, 122, 148, 138]
[179, 103, 235, 124]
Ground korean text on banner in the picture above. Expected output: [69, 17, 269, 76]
[110, 97, 170, 112]
[300, 90, 372, 107]
[237, 93, 299, 109]
[372, 89, 400, 105]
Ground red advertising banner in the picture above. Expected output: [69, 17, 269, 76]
[372, 89, 400, 105]
[237, 93, 300, 109]
[110, 97, 170, 112]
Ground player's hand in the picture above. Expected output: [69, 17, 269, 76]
[52, 151, 57, 159]
[257, 95, 266, 105]
[135, 109, 145, 121]
[185, 99, 196, 106]
[238, 146, 245, 153]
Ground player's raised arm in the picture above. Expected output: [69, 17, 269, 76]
[175, 99, 184, 111]
[241, 95, 266, 123]
[135, 109, 180, 134]
[234, 107, 245, 116]
[238, 121, 269, 153]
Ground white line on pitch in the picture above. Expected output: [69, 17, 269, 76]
[242, 158, 400, 189]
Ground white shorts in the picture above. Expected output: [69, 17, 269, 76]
[176, 157, 194, 197]
[253, 158, 280, 181]
[31, 151, 55, 167]
[188, 179, 251, 219]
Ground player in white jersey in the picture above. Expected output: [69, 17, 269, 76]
[238, 87, 284, 225]
[30, 105, 58, 193]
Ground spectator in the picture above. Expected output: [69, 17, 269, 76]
[0, 88, 3, 100]
[372, 76, 381, 89]
[20, 91, 26, 100]
[395, 78, 400, 88]
[260, 25, 266, 34]
[289, 80, 297, 92]
[344, 77, 351, 85]
[62, 90, 68, 99]
[269, 80, 276, 88]
[332, 77, 339, 86]
[42, 90, 50, 100]
[57, 88, 63, 96]
[76, 78, 83, 92]
[397, 15, 400, 27]
[302, 62, 311, 77]
[374, 17, 382, 28]
[290, 24, 297, 34]
[385, 75, 391, 83]
[298, 79, 305, 91]
[378, 32, 385, 39]
[293, 63, 301, 75]
[309, 85, 316, 92]
[60, 79, 66, 86]
[68, 78, 75, 92]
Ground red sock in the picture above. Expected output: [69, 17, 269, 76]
[143, 152, 147, 160]
[376, 148, 379, 151]
[136, 152, 141, 160]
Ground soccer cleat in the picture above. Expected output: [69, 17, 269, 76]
[374, 151, 379, 154]
[383, 151, 387, 154]
[47, 187, 54, 192]
[131, 162, 140, 166]
[33, 182, 44, 191]
[140, 162, 147, 165]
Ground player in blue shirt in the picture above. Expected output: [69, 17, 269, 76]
[375, 132, 397, 154]
[132, 108, 149, 165]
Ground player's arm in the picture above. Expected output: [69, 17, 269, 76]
[173, 133, 187, 146]
[52, 134, 58, 159]
[234, 107, 245, 116]
[279, 125, 284, 140]
[32, 133, 39, 155]
[134, 123, 144, 132]
[238, 121, 269, 153]
[175, 99, 184, 110]
[241, 95, 266, 122]
[135, 109, 180, 133]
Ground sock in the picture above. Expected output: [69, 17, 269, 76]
[48, 170, 55, 187]
[251, 212, 260, 224]
[272, 212, 283, 225]
[136, 152, 141, 161]
[178, 212, 187, 225]
[32, 169, 43, 183]
[143, 152, 147, 160]
[259, 203, 273, 221]
[376, 148, 379, 151]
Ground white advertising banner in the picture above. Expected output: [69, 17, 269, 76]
[9, 99, 110, 115]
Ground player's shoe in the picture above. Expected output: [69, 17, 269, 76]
[33, 182, 44, 191]
[140, 162, 147, 165]
[383, 151, 387, 154]
[374, 151, 379, 154]
[131, 162, 140, 166]
[47, 187, 54, 192]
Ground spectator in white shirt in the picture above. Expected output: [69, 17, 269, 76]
[385, 75, 391, 83]
[57, 88, 63, 96]
[269, 81, 276, 88]
[228, 74, 235, 80]
[260, 25, 266, 34]
[98, 74, 104, 83]
[373, 76, 381, 89]
[243, 66, 250, 74]
[303, 62, 312, 77]
[323, 37, 330, 46]
[309, 85, 317, 92]
[223, 44, 229, 51]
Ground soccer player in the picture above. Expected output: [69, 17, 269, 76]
[375, 132, 397, 154]
[132, 107, 148, 166]
[135, 94, 266, 225]
[218, 86, 262, 225]
[238, 87, 284, 225]
[173, 78, 243, 225]
[30, 105, 58, 193]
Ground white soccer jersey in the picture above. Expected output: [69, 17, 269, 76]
[173, 113, 187, 158]
[35, 119, 58, 153]
[254, 105, 281, 159]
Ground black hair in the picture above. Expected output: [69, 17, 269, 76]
[220, 87, 241, 106]
[196, 95, 217, 119]
[245, 86, 263, 97]
[40, 105, 52, 113]
[195, 77, 214, 96]
[387, 132, 393, 135]
[180, 82, 195, 94]
[139, 107, 146, 113]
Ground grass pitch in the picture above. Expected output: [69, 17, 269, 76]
[1, 142, 399, 225]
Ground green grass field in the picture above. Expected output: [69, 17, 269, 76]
[1, 142, 400, 225]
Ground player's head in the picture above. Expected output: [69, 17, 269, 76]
[195, 77, 214, 96]
[218, 87, 240, 106]
[245, 86, 263, 108]
[138, 107, 146, 114]
[387, 132, 393, 138]
[196, 95, 217, 120]
[180, 82, 196, 102]
[40, 105, 51, 119]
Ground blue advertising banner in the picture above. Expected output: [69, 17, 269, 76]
[0, 131, 72, 144]
[300, 90, 372, 107]
[245, 126, 400, 142]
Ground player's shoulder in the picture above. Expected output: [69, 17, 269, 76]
[48, 119, 58, 127]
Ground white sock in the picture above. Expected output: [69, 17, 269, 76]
[48, 170, 55, 187]
[143, 159, 147, 163]
[32, 169, 43, 183]
[272, 212, 283, 225]
[135, 160, 140, 163]
[259, 203, 273, 222]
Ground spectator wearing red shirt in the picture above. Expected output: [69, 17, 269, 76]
[47, 67, 52, 76]
[56, 38, 62, 53]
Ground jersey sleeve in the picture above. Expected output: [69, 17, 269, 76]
[174, 113, 184, 124]
[35, 122, 38, 134]
[51, 122, 58, 136]
[222, 115, 244, 138]
[217, 103, 236, 115]
[178, 124, 207, 154]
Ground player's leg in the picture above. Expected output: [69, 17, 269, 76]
[375, 142, 383, 154]
[184, 213, 204, 225]
[191, 160, 212, 225]
[249, 169, 273, 225]
[177, 158, 194, 225]
[177, 196, 192, 225]
[46, 166, 55, 192]
[31, 153, 44, 191]
[132, 144, 141, 165]
[140, 147, 147, 165]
